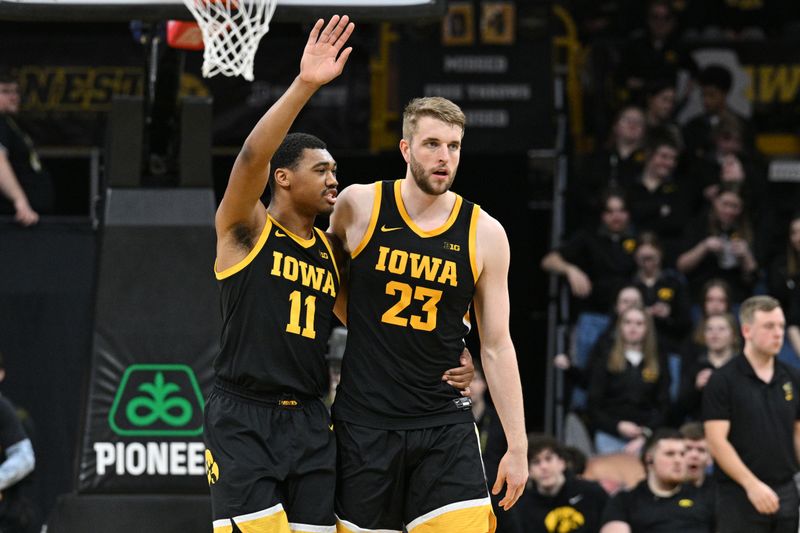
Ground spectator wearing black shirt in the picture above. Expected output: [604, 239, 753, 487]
[600, 428, 715, 533]
[633, 232, 691, 357]
[644, 80, 682, 147]
[626, 133, 690, 265]
[678, 313, 739, 422]
[680, 422, 713, 489]
[689, 278, 734, 349]
[0, 69, 52, 226]
[542, 191, 638, 379]
[682, 64, 753, 163]
[676, 184, 758, 304]
[588, 305, 669, 455]
[519, 434, 608, 533]
[570, 106, 645, 229]
[617, 0, 697, 102]
[704, 296, 800, 533]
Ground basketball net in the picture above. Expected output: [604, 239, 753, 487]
[181, 0, 278, 81]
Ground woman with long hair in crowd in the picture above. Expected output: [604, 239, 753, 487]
[588, 305, 669, 455]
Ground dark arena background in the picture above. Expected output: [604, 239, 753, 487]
[1, 0, 800, 531]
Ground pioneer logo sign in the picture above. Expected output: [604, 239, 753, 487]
[109, 364, 204, 437]
[93, 364, 206, 478]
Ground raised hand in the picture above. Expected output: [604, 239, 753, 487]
[299, 15, 355, 87]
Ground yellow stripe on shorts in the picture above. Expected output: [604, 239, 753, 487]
[406, 498, 495, 533]
[231, 503, 291, 533]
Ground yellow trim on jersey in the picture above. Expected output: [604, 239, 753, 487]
[468, 204, 481, 282]
[212, 518, 234, 533]
[351, 181, 382, 259]
[394, 179, 462, 238]
[316, 227, 341, 285]
[269, 214, 317, 248]
[214, 218, 272, 280]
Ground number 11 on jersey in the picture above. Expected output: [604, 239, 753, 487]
[287, 290, 316, 339]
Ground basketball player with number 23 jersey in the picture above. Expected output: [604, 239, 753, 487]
[330, 96, 529, 532]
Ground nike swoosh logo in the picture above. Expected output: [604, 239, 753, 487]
[381, 225, 402, 232]
[568, 495, 583, 505]
[275, 230, 286, 237]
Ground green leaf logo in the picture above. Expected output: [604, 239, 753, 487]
[109, 364, 204, 437]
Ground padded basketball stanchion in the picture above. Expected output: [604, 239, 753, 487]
[47, 83, 220, 533]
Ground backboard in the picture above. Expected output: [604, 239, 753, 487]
[0, 0, 446, 21]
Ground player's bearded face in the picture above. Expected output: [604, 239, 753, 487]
[409, 149, 456, 196]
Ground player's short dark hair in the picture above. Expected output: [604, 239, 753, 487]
[698, 65, 733, 93]
[642, 427, 683, 466]
[560, 445, 587, 475]
[269, 132, 327, 190]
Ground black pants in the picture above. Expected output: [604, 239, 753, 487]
[716, 480, 799, 533]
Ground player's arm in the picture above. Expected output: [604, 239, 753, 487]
[600, 522, 632, 533]
[472, 211, 527, 510]
[705, 419, 778, 514]
[325, 230, 349, 325]
[216, 16, 354, 262]
[0, 151, 38, 226]
[328, 182, 375, 254]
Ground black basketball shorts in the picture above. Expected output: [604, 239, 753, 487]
[334, 420, 495, 533]
[204, 385, 336, 533]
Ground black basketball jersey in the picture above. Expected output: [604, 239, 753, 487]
[214, 215, 339, 397]
[333, 180, 480, 429]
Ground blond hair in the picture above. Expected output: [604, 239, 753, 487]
[402, 97, 466, 141]
[607, 305, 660, 379]
[739, 295, 781, 325]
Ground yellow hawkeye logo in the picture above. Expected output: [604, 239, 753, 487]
[381, 225, 403, 232]
[205, 449, 220, 485]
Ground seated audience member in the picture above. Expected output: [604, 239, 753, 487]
[616, 0, 697, 103]
[588, 305, 669, 455]
[682, 64, 752, 162]
[570, 106, 645, 228]
[677, 184, 758, 304]
[542, 191, 638, 374]
[0, 69, 53, 226]
[555, 285, 644, 406]
[680, 421, 713, 489]
[687, 111, 765, 218]
[626, 132, 690, 264]
[643, 79, 681, 146]
[633, 232, 691, 357]
[690, 278, 734, 346]
[520, 434, 609, 533]
[599, 428, 715, 533]
[768, 212, 800, 361]
[678, 313, 739, 422]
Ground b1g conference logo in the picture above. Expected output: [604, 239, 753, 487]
[94, 364, 206, 477]
[109, 364, 204, 436]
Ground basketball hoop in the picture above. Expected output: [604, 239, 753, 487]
[181, 0, 278, 81]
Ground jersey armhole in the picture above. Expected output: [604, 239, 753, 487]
[214, 218, 272, 280]
[316, 228, 341, 285]
[351, 181, 382, 259]
[468, 204, 481, 283]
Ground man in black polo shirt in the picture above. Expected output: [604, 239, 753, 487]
[519, 434, 608, 533]
[704, 295, 800, 533]
[599, 428, 715, 533]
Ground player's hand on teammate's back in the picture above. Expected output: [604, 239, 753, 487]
[443, 347, 474, 395]
[299, 15, 354, 87]
[493, 449, 528, 511]
[746, 479, 779, 515]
